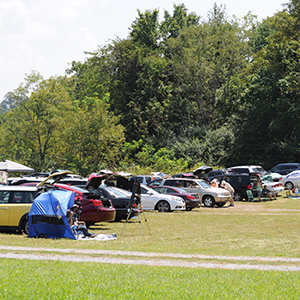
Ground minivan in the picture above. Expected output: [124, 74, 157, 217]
[270, 163, 300, 175]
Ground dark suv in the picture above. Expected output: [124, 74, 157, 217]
[270, 163, 300, 175]
[219, 174, 253, 201]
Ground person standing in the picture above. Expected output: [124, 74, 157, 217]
[221, 179, 235, 207]
[255, 178, 263, 201]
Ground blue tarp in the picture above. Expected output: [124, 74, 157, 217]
[29, 190, 76, 239]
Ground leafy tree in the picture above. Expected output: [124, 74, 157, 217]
[160, 3, 200, 40]
[61, 96, 125, 175]
[0, 73, 72, 170]
[129, 9, 160, 49]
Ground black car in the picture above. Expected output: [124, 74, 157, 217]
[219, 174, 253, 201]
[207, 169, 226, 182]
[98, 186, 138, 222]
[270, 163, 300, 175]
[151, 186, 201, 211]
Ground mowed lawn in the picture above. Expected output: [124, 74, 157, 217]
[1, 193, 300, 299]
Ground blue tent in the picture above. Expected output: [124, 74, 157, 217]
[29, 190, 76, 239]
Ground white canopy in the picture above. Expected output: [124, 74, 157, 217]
[0, 160, 34, 173]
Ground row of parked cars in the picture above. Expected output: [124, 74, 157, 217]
[1, 162, 298, 235]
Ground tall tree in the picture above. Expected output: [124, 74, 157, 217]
[0, 73, 72, 169]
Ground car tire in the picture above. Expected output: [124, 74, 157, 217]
[157, 200, 170, 212]
[203, 196, 216, 207]
[234, 191, 244, 201]
[22, 218, 29, 235]
[285, 182, 294, 190]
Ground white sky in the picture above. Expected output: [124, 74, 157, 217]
[0, 0, 286, 101]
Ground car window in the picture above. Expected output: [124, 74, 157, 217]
[0, 191, 10, 203]
[252, 167, 266, 173]
[11, 191, 34, 203]
[154, 187, 166, 193]
[196, 180, 211, 188]
[107, 187, 129, 197]
[149, 179, 162, 186]
[136, 177, 143, 183]
[164, 180, 177, 186]
[173, 187, 186, 193]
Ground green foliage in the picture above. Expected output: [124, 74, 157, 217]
[129, 9, 160, 49]
[2, 1, 300, 173]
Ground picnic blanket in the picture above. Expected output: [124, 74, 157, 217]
[75, 233, 117, 241]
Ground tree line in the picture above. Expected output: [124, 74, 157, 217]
[1, 1, 300, 176]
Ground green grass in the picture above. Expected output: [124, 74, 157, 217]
[1, 259, 300, 300]
[1, 192, 300, 299]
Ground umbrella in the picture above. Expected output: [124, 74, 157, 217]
[0, 160, 34, 173]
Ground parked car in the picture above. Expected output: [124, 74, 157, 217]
[250, 174, 284, 196]
[280, 172, 300, 190]
[58, 178, 87, 188]
[53, 183, 116, 226]
[270, 163, 300, 175]
[139, 185, 186, 212]
[151, 186, 200, 211]
[109, 185, 186, 212]
[218, 174, 253, 201]
[130, 175, 162, 185]
[98, 186, 138, 221]
[150, 178, 231, 208]
[228, 165, 267, 176]
[0, 186, 38, 234]
[207, 169, 226, 182]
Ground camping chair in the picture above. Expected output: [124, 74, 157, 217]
[246, 190, 254, 202]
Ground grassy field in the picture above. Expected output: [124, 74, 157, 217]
[1, 192, 300, 299]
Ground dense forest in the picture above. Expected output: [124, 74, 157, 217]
[1, 1, 300, 176]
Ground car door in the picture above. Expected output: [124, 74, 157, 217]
[8, 191, 33, 226]
[0, 191, 10, 226]
[140, 187, 155, 210]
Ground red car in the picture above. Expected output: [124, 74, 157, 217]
[54, 183, 116, 226]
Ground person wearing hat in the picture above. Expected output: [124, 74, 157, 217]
[67, 203, 96, 238]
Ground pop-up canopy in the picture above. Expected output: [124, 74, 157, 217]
[0, 160, 34, 173]
[29, 190, 75, 239]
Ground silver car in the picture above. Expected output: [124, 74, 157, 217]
[158, 178, 231, 207]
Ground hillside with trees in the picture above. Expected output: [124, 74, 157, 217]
[1, 1, 300, 175]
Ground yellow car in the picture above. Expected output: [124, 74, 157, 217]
[0, 186, 37, 234]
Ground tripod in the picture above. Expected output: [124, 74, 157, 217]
[120, 179, 151, 236]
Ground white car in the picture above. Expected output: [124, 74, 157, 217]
[110, 186, 185, 212]
[280, 172, 300, 190]
[139, 185, 186, 212]
[262, 180, 284, 194]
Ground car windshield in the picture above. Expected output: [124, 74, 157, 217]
[196, 180, 212, 189]
[174, 187, 187, 193]
[107, 187, 130, 197]
[58, 184, 89, 194]
[143, 186, 159, 194]
[253, 167, 266, 173]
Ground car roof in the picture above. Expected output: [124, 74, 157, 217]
[274, 163, 300, 166]
[0, 186, 37, 191]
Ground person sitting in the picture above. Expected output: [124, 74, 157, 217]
[262, 185, 276, 200]
[67, 204, 96, 238]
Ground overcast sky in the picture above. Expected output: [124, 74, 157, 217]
[0, 0, 286, 102]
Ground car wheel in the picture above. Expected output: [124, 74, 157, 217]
[157, 200, 170, 212]
[285, 182, 294, 190]
[203, 196, 216, 207]
[22, 218, 29, 235]
[234, 191, 243, 201]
